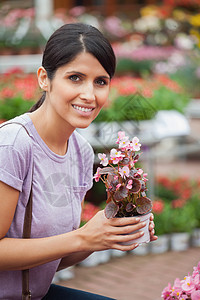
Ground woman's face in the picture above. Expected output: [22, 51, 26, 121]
[41, 52, 110, 131]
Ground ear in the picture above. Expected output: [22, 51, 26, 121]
[37, 67, 49, 91]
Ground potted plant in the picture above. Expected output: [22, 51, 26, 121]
[188, 193, 200, 247]
[169, 199, 197, 251]
[94, 131, 152, 246]
[155, 176, 198, 251]
[150, 199, 171, 254]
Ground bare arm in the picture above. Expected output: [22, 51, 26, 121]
[57, 251, 93, 271]
[0, 181, 147, 271]
[58, 198, 93, 271]
[0, 181, 85, 270]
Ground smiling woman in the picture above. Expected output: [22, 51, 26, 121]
[0, 23, 157, 300]
[33, 52, 111, 141]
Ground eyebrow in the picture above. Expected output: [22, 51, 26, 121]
[65, 71, 110, 80]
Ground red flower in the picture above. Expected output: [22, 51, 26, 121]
[152, 199, 164, 214]
[157, 176, 172, 189]
[172, 198, 185, 208]
[1, 87, 15, 99]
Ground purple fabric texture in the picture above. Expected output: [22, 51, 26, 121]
[0, 113, 94, 300]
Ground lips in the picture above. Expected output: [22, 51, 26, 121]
[72, 104, 95, 113]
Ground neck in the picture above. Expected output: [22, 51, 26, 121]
[28, 105, 75, 156]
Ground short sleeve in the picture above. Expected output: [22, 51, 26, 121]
[0, 125, 32, 192]
[0, 146, 28, 191]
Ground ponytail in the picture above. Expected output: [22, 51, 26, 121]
[28, 92, 46, 112]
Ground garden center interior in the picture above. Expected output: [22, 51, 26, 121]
[0, 0, 200, 299]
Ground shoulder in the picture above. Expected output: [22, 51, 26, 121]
[0, 114, 33, 157]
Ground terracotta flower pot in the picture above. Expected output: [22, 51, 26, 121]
[120, 211, 151, 246]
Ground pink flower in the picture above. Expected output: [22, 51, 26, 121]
[193, 274, 200, 289]
[191, 290, 200, 300]
[110, 148, 124, 164]
[161, 283, 172, 299]
[131, 137, 141, 151]
[194, 262, 200, 275]
[93, 167, 101, 182]
[116, 131, 126, 144]
[116, 183, 121, 190]
[171, 278, 182, 298]
[119, 166, 130, 178]
[162, 262, 200, 300]
[180, 295, 189, 299]
[126, 180, 133, 189]
[136, 168, 143, 176]
[118, 136, 130, 149]
[143, 173, 148, 182]
[182, 276, 196, 294]
[98, 153, 108, 166]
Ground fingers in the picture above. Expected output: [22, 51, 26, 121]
[118, 229, 144, 243]
[112, 230, 144, 251]
[109, 216, 141, 227]
[150, 213, 154, 221]
[150, 235, 158, 242]
[83, 210, 157, 252]
[113, 242, 139, 252]
[149, 220, 154, 231]
[112, 222, 146, 235]
[149, 221, 158, 241]
[148, 213, 158, 241]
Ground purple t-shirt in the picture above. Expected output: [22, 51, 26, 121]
[0, 113, 94, 300]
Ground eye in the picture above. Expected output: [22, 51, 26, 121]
[95, 78, 108, 86]
[69, 75, 80, 82]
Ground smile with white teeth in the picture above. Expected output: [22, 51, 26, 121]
[72, 104, 94, 112]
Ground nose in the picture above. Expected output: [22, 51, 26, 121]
[79, 82, 95, 102]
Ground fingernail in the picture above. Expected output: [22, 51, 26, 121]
[140, 231, 144, 236]
[141, 222, 146, 226]
[135, 217, 140, 222]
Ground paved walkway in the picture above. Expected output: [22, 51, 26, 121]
[59, 247, 200, 300]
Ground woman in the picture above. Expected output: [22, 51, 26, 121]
[0, 23, 157, 299]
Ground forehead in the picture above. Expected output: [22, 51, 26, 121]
[56, 52, 109, 77]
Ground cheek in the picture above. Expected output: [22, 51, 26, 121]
[97, 90, 109, 108]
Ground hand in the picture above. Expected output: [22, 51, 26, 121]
[149, 213, 158, 242]
[79, 210, 147, 252]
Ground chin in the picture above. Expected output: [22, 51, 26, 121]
[75, 117, 96, 129]
[77, 123, 91, 129]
